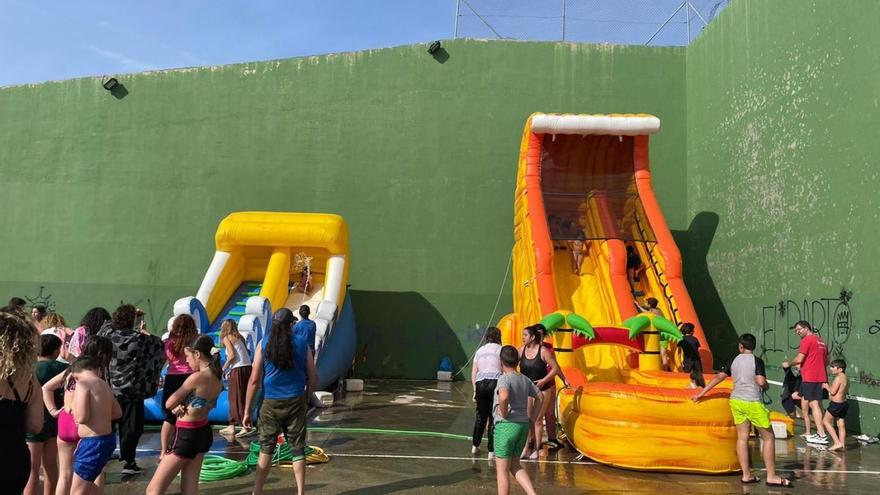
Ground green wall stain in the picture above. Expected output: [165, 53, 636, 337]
[686, 0, 880, 432]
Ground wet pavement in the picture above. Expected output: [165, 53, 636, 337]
[95, 380, 879, 494]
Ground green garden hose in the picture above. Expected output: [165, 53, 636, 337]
[199, 455, 249, 482]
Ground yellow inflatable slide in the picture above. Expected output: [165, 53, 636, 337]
[497, 113, 740, 473]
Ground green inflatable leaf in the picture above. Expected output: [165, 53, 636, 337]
[652, 316, 683, 342]
[566, 313, 595, 340]
[539, 312, 566, 335]
[622, 315, 651, 340]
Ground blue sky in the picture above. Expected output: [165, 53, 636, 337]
[0, 1, 455, 87]
[0, 0, 728, 88]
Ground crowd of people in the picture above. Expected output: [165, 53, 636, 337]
[472, 317, 847, 493]
[0, 298, 317, 495]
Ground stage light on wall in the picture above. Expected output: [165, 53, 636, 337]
[427, 41, 441, 55]
[102, 77, 119, 91]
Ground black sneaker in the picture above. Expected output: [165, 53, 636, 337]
[545, 438, 564, 450]
[121, 462, 142, 475]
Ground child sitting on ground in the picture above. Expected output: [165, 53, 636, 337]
[71, 357, 122, 495]
[494, 345, 541, 495]
[780, 361, 804, 418]
[822, 359, 849, 451]
[678, 323, 704, 388]
[692, 334, 791, 487]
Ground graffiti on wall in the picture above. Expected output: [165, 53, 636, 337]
[26, 286, 56, 312]
[759, 289, 852, 360]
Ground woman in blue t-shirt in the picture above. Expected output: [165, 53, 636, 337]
[244, 309, 317, 495]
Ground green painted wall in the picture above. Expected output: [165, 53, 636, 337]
[686, 0, 880, 433]
[0, 39, 687, 379]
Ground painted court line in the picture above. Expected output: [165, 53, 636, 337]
[131, 449, 880, 474]
[326, 452, 597, 465]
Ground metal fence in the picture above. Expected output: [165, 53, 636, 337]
[453, 0, 730, 46]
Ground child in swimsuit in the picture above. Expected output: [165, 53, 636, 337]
[147, 335, 222, 495]
[70, 356, 122, 494]
[822, 359, 849, 451]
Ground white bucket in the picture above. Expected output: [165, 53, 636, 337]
[312, 391, 334, 408]
[345, 379, 364, 392]
[437, 371, 453, 381]
[771, 421, 788, 439]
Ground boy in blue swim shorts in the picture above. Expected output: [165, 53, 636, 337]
[70, 356, 122, 493]
[493, 345, 542, 495]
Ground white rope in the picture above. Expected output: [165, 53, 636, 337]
[453, 248, 513, 377]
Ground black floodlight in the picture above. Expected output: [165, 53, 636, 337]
[427, 41, 441, 55]
[102, 77, 119, 91]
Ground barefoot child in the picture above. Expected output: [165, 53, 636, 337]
[494, 345, 541, 495]
[692, 334, 792, 487]
[822, 359, 849, 451]
[25, 335, 68, 495]
[71, 356, 122, 495]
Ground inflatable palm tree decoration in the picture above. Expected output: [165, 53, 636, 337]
[539, 311, 596, 339]
[622, 312, 682, 371]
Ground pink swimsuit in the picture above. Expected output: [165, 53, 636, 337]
[58, 409, 80, 443]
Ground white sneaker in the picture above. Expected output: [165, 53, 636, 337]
[487, 452, 495, 460]
[529, 450, 538, 460]
[807, 434, 829, 445]
[471, 445, 479, 455]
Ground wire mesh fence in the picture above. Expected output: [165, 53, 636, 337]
[454, 0, 730, 46]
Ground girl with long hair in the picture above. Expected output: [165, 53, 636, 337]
[40, 313, 75, 362]
[161, 315, 199, 456]
[243, 308, 317, 495]
[146, 335, 222, 495]
[518, 324, 561, 460]
[0, 311, 45, 493]
[218, 319, 254, 438]
[68, 308, 111, 359]
[42, 336, 113, 495]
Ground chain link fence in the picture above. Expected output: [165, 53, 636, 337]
[454, 0, 730, 46]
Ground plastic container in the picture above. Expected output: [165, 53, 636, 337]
[345, 379, 364, 392]
[312, 391, 334, 408]
[771, 421, 788, 439]
[437, 371, 453, 381]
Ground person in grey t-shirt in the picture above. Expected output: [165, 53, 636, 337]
[692, 334, 791, 487]
[492, 345, 541, 495]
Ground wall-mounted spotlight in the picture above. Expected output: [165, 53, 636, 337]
[427, 41, 441, 55]
[102, 77, 119, 91]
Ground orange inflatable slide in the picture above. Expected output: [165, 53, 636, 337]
[497, 113, 741, 473]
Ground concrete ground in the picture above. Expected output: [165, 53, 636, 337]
[95, 380, 879, 494]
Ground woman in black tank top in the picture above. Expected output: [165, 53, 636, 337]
[0, 311, 45, 494]
[519, 324, 561, 459]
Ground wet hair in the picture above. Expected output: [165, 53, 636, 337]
[42, 312, 67, 329]
[7, 297, 26, 308]
[0, 312, 37, 380]
[32, 304, 48, 321]
[523, 325, 542, 345]
[80, 307, 111, 337]
[220, 319, 244, 344]
[82, 335, 113, 369]
[500, 345, 520, 368]
[40, 334, 63, 357]
[299, 305, 310, 319]
[71, 356, 103, 374]
[266, 310, 295, 370]
[794, 320, 812, 332]
[738, 333, 757, 351]
[830, 359, 846, 372]
[484, 327, 502, 345]
[534, 323, 548, 338]
[169, 314, 199, 356]
[186, 335, 222, 379]
[646, 298, 659, 308]
[112, 304, 137, 330]
[680, 323, 695, 335]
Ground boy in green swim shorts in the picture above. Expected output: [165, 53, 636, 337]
[493, 345, 542, 495]
[692, 334, 792, 487]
